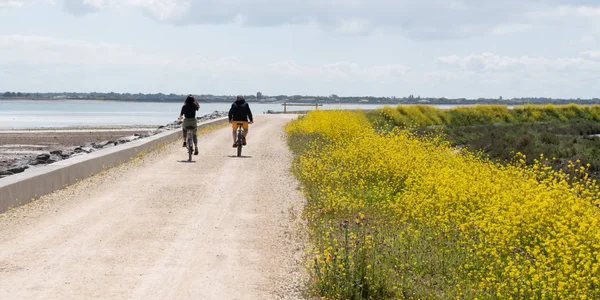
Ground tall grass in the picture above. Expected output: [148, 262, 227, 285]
[375, 104, 600, 127]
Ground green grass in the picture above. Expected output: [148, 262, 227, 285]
[367, 104, 600, 128]
[417, 121, 600, 181]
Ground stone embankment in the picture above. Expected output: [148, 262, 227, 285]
[0, 111, 227, 179]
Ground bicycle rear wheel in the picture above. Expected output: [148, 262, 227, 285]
[187, 135, 193, 161]
[237, 130, 243, 157]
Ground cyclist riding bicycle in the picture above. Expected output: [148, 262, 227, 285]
[178, 94, 199, 155]
[228, 95, 253, 148]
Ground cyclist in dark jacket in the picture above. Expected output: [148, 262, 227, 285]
[228, 95, 253, 147]
[178, 94, 199, 155]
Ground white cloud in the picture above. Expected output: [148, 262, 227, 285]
[0, 0, 56, 9]
[0, 34, 248, 73]
[0, 0, 26, 9]
[0, 1, 586, 40]
[492, 23, 533, 36]
[268, 60, 409, 83]
[3, 1, 600, 97]
[537, 5, 600, 18]
[0, 35, 145, 66]
[0, 1, 597, 41]
[268, 61, 311, 77]
[580, 35, 596, 43]
[525, 4, 600, 30]
[426, 51, 600, 98]
[434, 52, 600, 72]
[570, 35, 596, 45]
[581, 51, 600, 60]
[45, 0, 542, 38]
[368, 64, 410, 77]
[335, 19, 373, 36]
[322, 62, 359, 79]
[425, 70, 467, 81]
[0, 34, 410, 93]
[122, 0, 192, 21]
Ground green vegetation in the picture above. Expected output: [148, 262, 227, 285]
[369, 104, 600, 127]
[420, 121, 600, 179]
[367, 104, 600, 180]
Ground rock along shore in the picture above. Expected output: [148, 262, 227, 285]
[0, 111, 227, 179]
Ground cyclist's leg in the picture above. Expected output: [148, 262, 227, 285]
[182, 127, 187, 147]
[183, 118, 197, 148]
[231, 122, 238, 147]
[242, 122, 249, 145]
[192, 124, 198, 147]
[192, 123, 199, 154]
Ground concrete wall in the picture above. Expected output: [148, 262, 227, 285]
[0, 117, 228, 214]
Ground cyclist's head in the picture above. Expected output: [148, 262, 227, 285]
[236, 95, 245, 102]
[185, 94, 195, 104]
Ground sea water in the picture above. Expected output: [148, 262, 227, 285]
[0, 100, 388, 128]
[0, 100, 464, 129]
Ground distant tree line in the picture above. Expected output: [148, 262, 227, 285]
[3, 91, 26, 97]
[2, 91, 600, 105]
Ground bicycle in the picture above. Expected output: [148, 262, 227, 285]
[185, 125, 195, 161]
[235, 123, 244, 157]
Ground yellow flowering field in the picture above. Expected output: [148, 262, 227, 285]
[286, 110, 600, 299]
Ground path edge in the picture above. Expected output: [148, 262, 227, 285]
[0, 117, 228, 214]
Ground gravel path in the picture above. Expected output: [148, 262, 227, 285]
[0, 114, 306, 299]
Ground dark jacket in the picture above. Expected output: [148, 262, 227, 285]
[229, 99, 253, 122]
[181, 102, 199, 118]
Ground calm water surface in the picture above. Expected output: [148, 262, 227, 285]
[0, 100, 464, 129]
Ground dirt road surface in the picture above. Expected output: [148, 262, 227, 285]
[0, 115, 306, 300]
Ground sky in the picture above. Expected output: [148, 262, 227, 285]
[1, 0, 600, 98]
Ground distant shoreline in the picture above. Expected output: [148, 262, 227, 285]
[0, 99, 127, 103]
[2, 98, 600, 105]
[0, 99, 285, 104]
